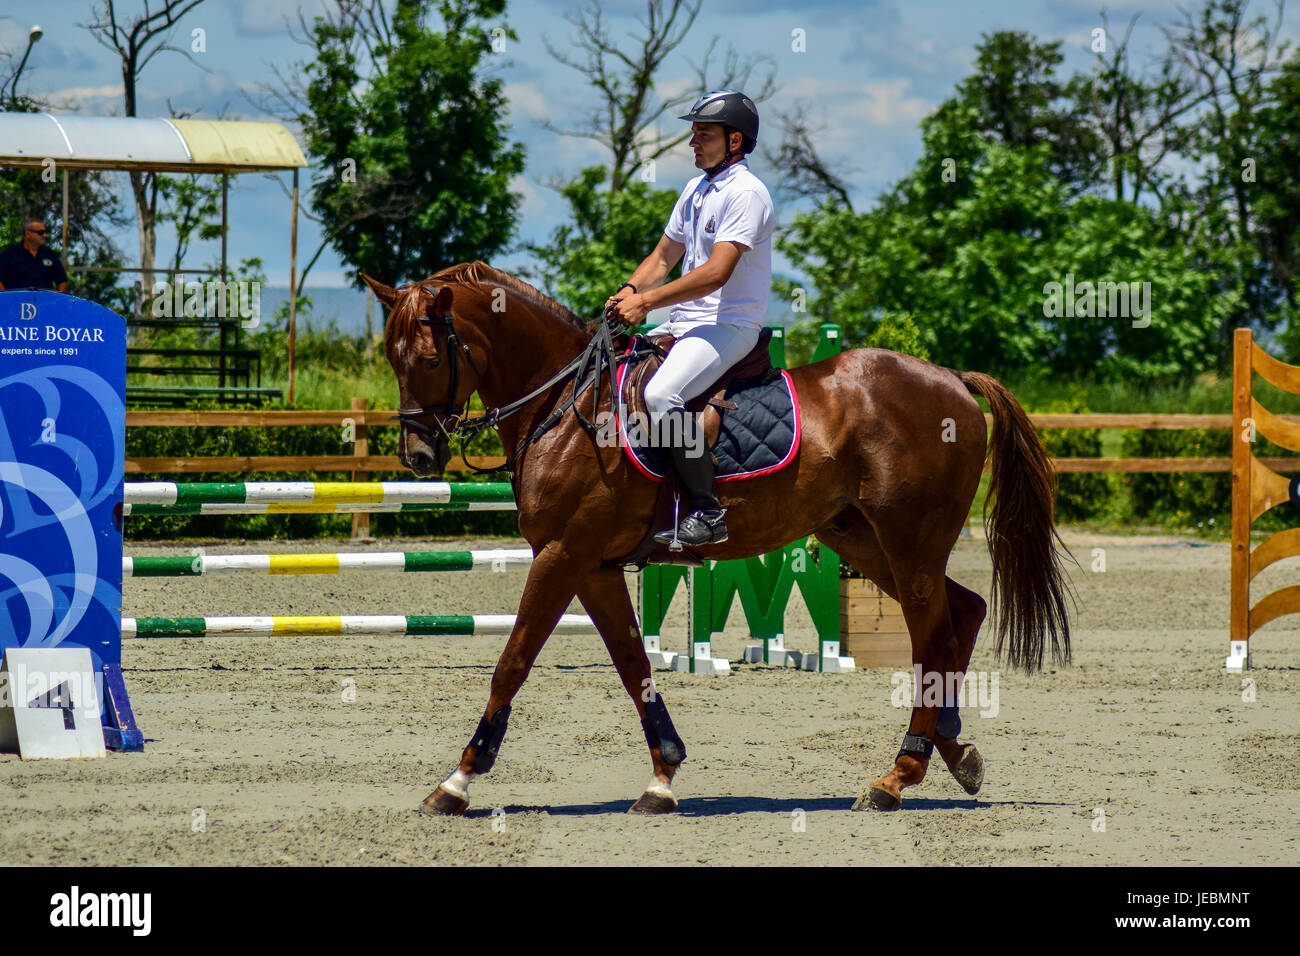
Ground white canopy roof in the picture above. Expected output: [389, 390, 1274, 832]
[0, 114, 307, 173]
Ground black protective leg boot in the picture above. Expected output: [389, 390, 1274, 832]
[653, 441, 728, 546]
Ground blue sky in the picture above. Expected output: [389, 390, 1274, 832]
[5, 0, 1299, 302]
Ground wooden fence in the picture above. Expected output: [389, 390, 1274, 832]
[125, 404, 1300, 477]
[1229, 329, 1300, 670]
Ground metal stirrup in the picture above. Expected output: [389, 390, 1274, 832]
[668, 490, 682, 552]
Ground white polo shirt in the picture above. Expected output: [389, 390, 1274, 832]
[662, 159, 774, 331]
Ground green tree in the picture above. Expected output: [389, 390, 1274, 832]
[0, 167, 129, 309]
[780, 134, 1239, 380]
[529, 0, 776, 313]
[523, 165, 678, 316]
[1159, 0, 1292, 360]
[774, 15, 1284, 382]
[157, 174, 223, 274]
[1249, 53, 1300, 357]
[85, 0, 209, 294]
[942, 30, 1105, 193]
[541, 0, 775, 194]
[1069, 13, 1202, 204]
[288, 0, 525, 283]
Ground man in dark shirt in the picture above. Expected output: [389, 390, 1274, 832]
[0, 219, 69, 292]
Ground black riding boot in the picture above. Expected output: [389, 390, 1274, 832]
[653, 440, 728, 547]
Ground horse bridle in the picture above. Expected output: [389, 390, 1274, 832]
[391, 295, 485, 452]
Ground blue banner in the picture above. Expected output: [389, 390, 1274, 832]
[0, 291, 136, 747]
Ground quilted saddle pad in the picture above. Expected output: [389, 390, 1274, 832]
[615, 362, 801, 482]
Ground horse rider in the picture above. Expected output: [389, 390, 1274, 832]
[607, 89, 775, 547]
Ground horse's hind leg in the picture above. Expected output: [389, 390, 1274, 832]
[932, 578, 986, 795]
[421, 545, 585, 816]
[816, 518, 939, 808]
[851, 560, 958, 811]
[822, 512, 982, 808]
[575, 567, 686, 814]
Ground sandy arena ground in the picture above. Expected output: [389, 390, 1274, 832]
[1, 531, 1297, 866]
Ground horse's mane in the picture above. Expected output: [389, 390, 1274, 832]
[434, 262, 588, 330]
[386, 261, 591, 351]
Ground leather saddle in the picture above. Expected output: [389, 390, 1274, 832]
[608, 327, 777, 571]
[622, 327, 777, 419]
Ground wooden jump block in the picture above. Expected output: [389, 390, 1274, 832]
[840, 578, 911, 669]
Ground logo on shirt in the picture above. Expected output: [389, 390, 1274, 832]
[704, 216, 715, 234]
[42, 259, 53, 267]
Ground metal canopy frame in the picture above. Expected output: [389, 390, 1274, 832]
[0, 114, 308, 401]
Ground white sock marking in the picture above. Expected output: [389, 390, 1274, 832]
[441, 768, 472, 799]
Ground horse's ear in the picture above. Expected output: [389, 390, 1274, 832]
[359, 272, 397, 306]
[428, 286, 453, 317]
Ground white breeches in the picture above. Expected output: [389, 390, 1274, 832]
[643, 322, 762, 421]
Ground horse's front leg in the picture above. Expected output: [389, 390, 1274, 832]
[576, 566, 687, 814]
[421, 543, 588, 816]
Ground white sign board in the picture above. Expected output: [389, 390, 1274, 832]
[0, 648, 107, 759]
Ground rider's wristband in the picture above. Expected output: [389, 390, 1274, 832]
[617, 282, 637, 294]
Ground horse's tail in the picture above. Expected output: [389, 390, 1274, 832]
[954, 370, 1073, 672]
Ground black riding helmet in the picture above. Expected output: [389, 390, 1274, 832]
[678, 89, 758, 173]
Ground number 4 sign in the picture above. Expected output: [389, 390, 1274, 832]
[0, 648, 107, 759]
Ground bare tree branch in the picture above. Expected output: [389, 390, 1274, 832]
[540, 0, 778, 191]
[1160, 0, 1290, 233]
[762, 106, 855, 210]
[247, 1, 382, 129]
[82, 0, 209, 294]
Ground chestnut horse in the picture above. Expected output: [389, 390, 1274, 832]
[362, 262, 1072, 815]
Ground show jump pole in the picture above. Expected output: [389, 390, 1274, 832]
[288, 167, 299, 405]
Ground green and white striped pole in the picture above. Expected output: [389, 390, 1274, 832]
[123, 613, 596, 638]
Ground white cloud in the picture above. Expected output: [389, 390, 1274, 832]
[0, 21, 30, 51]
[505, 82, 550, 123]
[778, 75, 933, 131]
[1064, 29, 1093, 51]
[235, 0, 327, 37]
[511, 174, 546, 218]
[1048, 0, 1162, 14]
[47, 83, 125, 108]
[856, 78, 932, 127]
[657, 75, 698, 107]
[537, 131, 608, 178]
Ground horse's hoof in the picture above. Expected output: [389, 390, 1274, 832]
[853, 786, 902, 812]
[629, 790, 678, 814]
[420, 786, 469, 816]
[951, 744, 984, 795]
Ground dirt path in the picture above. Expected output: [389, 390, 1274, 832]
[2, 535, 1296, 865]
